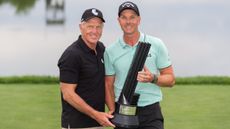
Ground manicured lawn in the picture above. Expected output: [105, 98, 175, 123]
[0, 84, 229, 129]
[0, 84, 61, 129]
[161, 85, 230, 129]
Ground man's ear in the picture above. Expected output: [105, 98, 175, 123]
[138, 16, 141, 25]
[79, 23, 83, 33]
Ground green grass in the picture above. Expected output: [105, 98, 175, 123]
[161, 85, 230, 129]
[0, 84, 229, 129]
[0, 84, 61, 129]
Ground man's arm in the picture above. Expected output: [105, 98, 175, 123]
[60, 82, 115, 127]
[137, 65, 175, 87]
[105, 76, 116, 114]
[156, 66, 175, 87]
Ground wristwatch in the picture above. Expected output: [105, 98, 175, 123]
[151, 74, 158, 84]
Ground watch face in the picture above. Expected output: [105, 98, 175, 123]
[151, 74, 158, 84]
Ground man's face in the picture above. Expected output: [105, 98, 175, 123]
[118, 9, 140, 35]
[80, 17, 103, 46]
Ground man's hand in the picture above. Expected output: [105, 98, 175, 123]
[137, 65, 175, 87]
[137, 66, 154, 83]
[108, 110, 115, 115]
[93, 111, 115, 127]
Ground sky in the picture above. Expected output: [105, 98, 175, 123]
[0, 0, 230, 77]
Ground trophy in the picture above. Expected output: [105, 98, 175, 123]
[111, 42, 151, 128]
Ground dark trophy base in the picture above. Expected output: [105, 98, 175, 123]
[111, 102, 139, 128]
[111, 113, 139, 128]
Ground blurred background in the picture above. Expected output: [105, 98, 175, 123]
[0, 0, 230, 77]
[1, 1, 230, 129]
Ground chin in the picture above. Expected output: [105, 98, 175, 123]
[89, 37, 98, 41]
[125, 32, 134, 35]
[89, 39, 98, 44]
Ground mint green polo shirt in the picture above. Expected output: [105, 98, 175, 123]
[104, 32, 172, 106]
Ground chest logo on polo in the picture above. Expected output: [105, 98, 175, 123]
[147, 53, 152, 57]
[101, 58, 104, 63]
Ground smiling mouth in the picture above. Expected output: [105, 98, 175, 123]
[90, 35, 98, 40]
[125, 24, 132, 29]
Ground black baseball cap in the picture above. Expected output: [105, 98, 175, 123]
[81, 8, 105, 22]
[118, 1, 140, 17]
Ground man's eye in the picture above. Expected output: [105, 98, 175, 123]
[87, 26, 93, 29]
[121, 16, 126, 20]
[96, 26, 102, 29]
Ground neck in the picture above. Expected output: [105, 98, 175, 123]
[123, 31, 140, 46]
[81, 36, 97, 51]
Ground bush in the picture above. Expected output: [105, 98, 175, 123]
[176, 76, 230, 85]
[0, 75, 58, 84]
[1, 75, 230, 85]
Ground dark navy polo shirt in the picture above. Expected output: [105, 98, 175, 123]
[57, 35, 105, 128]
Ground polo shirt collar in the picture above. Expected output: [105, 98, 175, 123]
[119, 32, 145, 48]
[78, 35, 100, 55]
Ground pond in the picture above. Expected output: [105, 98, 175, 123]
[0, 0, 230, 76]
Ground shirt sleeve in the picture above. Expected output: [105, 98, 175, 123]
[58, 50, 80, 84]
[156, 40, 172, 69]
[104, 49, 115, 75]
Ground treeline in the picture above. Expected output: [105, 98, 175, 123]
[0, 76, 230, 85]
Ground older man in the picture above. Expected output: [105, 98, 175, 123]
[58, 8, 115, 129]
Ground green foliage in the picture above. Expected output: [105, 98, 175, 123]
[0, 0, 36, 14]
[176, 76, 230, 85]
[0, 75, 59, 84]
[1, 75, 230, 85]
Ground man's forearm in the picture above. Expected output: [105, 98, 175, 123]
[105, 76, 116, 113]
[63, 91, 98, 119]
[156, 66, 175, 87]
[105, 86, 115, 113]
[156, 74, 175, 87]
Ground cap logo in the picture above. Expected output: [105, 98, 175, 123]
[92, 9, 98, 16]
[122, 2, 134, 8]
